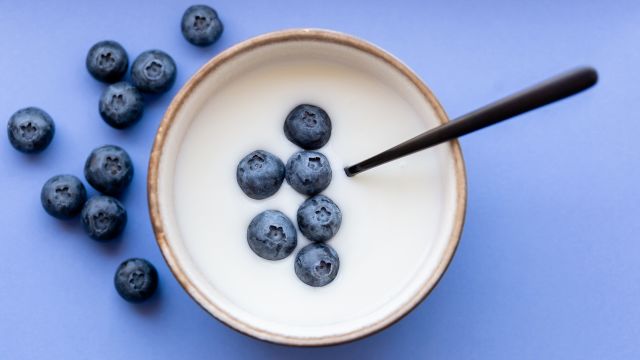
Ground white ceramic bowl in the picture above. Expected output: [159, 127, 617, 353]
[148, 29, 466, 346]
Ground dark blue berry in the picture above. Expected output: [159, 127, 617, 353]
[297, 195, 342, 242]
[84, 145, 134, 196]
[286, 150, 332, 196]
[7, 107, 55, 153]
[247, 210, 297, 260]
[181, 5, 223, 46]
[131, 50, 177, 94]
[236, 150, 285, 200]
[294, 243, 339, 287]
[81, 196, 127, 241]
[114, 258, 158, 303]
[86, 40, 128, 83]
[283, 104, 331, 150]
[41, 175, 87, 219]
[99, 82, 144, 129]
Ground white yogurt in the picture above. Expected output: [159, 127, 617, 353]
[171, 55, 459, 334]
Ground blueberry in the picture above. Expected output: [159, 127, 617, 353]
[294, 243, 339, 287]
[86, 40, 128, 83]
[84, 145, 134, 196]
[284, 104, 331, 150]
[114, 258, 158, 303]
[99, 82, 144, 129]
[131, 50, 177, 94]
[40, 175, 87, 219]
[247, 210, 297, 260]
[297, 195, 342, 242]
[286, 151, 332, 196]
[81, 196, 127, 241]
[181, 5, 223, 46]
[236, 150, 285, 200]
[7, 107, 55, 153]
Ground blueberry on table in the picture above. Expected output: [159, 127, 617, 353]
[286, 150, 332, 196]
[283, 104, 331, 150]
[99, 82, 144, 129]
[131, 50, 177, 94]
[236, 150, 285, 200]
[294, 243, 339, 287]
[297, 194, 342, 242]
[41, 175, 87, 219]
[7, 107, 55, 153]
[86, 40, 128, 83]
[114, 258, 158, 303]
[84, 145, 134, 196]
[81, 196, 127, 241]
[181, 5, 223, 46]
[247, 210, 297, 260]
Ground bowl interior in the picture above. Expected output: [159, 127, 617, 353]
[150, 30, 465, 345]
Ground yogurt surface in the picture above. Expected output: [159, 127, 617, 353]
[172, 55, 459, 331]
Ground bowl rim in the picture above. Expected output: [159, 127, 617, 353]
[147, 28, 467, 347]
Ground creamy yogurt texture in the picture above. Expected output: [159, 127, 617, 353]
[172, 56, 458, 332]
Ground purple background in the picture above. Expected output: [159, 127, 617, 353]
[1, 1, 639, 358]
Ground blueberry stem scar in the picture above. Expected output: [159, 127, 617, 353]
[344, 67, 598, 177]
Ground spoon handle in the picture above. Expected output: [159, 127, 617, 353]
[344, 67, 598, 177]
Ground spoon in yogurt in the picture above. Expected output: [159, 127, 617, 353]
[344, 67, 598, 177]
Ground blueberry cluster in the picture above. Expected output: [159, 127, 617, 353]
[238, 104, 342, 287]
[7, 5, 224, 303]
[87, 41, 176, 129]
[38, 144, 156, 300]
[87, 4, 223, 130]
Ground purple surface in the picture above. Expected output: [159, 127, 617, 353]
[1, 1, 639, 358]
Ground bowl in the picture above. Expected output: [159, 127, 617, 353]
[148, 29, 466, 346]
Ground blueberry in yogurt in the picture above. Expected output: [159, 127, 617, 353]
[283, 104, 331, 150]
[294, 243, 339, 287]
[285, 150, 332, 196]
[247, 210, 297, 260]
[236, 150, 285, 200]
[297, 194, 342, 242]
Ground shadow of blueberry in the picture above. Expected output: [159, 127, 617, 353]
[131, 283, 162, 317]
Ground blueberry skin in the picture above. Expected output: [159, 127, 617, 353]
[181, 5, 223, 46]
[40, 175, 87, 219]
[86, 40, 128, 83]
[286, 151, 332, 196]
[81, 196, 127, 241]
[247, 210, 297, 260]
[131, 50, 177, 94]
[236, 150, 285, 200]
[99, 82, 144, 129]
[283, 104, 332, 150]
[294, 243, 339, 287]
[7, 107, 55, 153]
[297, 194, 342, 242]
[114, 258, 158, 303]
[84, 145, 134, 196]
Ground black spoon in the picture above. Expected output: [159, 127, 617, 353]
[344, 67, 598, 177]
